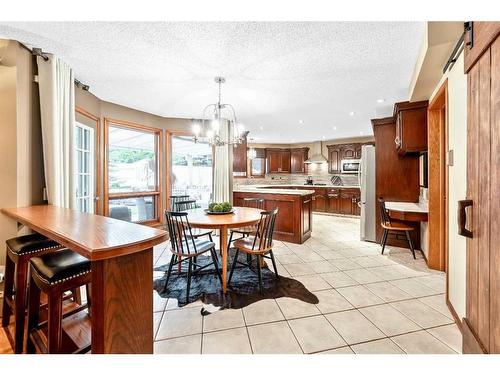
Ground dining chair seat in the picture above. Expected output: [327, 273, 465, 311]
[381, 221, 413, 231]
[233, 237, 272, 255]
[170, 239, 215, 257]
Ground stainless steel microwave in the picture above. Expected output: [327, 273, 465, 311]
[340, 159, 361, 174]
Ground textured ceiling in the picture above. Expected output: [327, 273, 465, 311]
[0, 22, 425, 143]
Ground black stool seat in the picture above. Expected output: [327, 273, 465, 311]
[7, 233, 62, 256]
[30, 249, 91, 285]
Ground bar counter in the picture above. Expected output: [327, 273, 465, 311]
[1, 205, 168, 354]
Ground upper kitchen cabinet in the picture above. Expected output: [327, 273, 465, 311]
[394, 100, 428, 156]
[233, 131, 249, 177]
[266, 148, 291, 173]
[249, 148, 266, 177]
[327, 145, 341, 173]
[290, 147, 309, 174]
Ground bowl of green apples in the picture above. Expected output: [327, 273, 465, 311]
[205, 202, 234, 215]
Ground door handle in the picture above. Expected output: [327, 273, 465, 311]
[458, 199, 473, 238]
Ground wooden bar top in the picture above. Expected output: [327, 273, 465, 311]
[1, 205, 168, 260]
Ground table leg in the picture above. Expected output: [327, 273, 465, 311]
[219, 225, 228, 293]
[90, 248, 153, 353]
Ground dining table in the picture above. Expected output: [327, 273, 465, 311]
[187, 206, 263, 293]
[0, 205, 168, 354]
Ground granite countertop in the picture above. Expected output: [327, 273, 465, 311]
[236, 184, 361, 189]
[233, 186, 315, 196]
[385, 201, 429, 213]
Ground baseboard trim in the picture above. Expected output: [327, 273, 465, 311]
[446, 297, 463, 334]
[461, 317, 487, 354]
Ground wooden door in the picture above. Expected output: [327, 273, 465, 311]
[339, 192, 353, 215]
[280, 150, 291, 173]
[342, 144, 356, 159]
[327, 191, 340, 213]
[462, 27, 500, 354]
[267, 150, 281, 173]
[328, 146, 341, 173]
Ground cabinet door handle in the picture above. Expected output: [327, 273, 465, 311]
[394, 137, 401, 146]
[458, 199, 473, 238]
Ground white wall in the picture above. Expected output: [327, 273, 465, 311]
[430, 51, 467, 318]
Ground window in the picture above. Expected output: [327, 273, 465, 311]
[171, 136, 212, 208]
[105, 120, 161, 223]
[74, 122, 95, 213]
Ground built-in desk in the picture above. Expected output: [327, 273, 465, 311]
[1, 205, 168, 353]
[385, 201, 428, 222]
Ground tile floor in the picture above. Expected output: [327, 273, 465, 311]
[152, 214, 462, 354]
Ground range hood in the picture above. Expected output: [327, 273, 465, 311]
[304, 141, 328, 164]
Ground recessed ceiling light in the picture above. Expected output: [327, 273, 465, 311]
[376, 98, 385, 103]
[259, 126, 264, 130]
[322, 136, 326, 140]
[332, 126, 337, 130]
[349, 111, 355, 116]
[298, 120, 304, 125]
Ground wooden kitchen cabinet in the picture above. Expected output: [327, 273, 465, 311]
[266, 148, 291, 173]
[233, 132, 249, 177]
[327, 145, 341, 173]
[326, 189, 340, 214]
[342, 144, 357, 159]
[394, 101, 428, 156]
[339, 189, 361, 215]
[312, 189, 327, 212]
[290, 147, 309, 174]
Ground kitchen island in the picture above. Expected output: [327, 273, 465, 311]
[233, 186, 314, 244]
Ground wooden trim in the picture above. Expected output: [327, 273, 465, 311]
[165, 130, 194, 211]
[446, 297, 464, 334]
[103, 118, 163, 223]
[462, 317, 488, 353]
[427, 79, 448, 272]
[76, 106, 102, 214]
[109, 191, 160, 199]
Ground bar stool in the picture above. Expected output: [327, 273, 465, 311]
[26, 248, 92, 354]
[227, 198, 265, 255]
[379, 197, 416, 259]
[1, 233, 64, 353]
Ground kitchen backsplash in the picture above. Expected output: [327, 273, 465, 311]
[235, 163, 359, 186]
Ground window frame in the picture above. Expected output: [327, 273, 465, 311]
[74, 122, 95, 213]
[104, 118, 163, 225]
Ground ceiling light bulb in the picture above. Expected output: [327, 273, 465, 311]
[259, 126, 264, 131]
[298, 120, 304, 125]
[377, 98, 385, 103]
[349, 111, 355, 116]
[333, 126, 337, 130]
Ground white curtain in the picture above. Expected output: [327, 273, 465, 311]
[37, 55, 76, 208]
[212, 120, 233, 203]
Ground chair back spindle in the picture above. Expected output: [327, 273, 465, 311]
[175, 199, 197, 212]
[378, 197, 391, 226]
[165, 211, 197, 255]
[242, 197, 265, 210]
[252, 208, 278, 251]
[170, 195, 190, 211]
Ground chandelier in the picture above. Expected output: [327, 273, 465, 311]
[192, 76, 245, 147]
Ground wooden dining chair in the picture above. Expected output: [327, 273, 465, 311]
[172, 199, 213, 242]
[170, 195, 190, 211]
[163, 211, 222, 303]
[227, 197, 265, 264]
[228, 208, 279, 294]
[379, 197, 416, 259]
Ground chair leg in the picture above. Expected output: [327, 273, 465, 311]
[227, 231, 234, 253]
[85, 284, 92, 317]
[405, 231, 416, 259]
[47, 290, 63, 353]
[228, 249, 239, 285]
[13, 259, 28, 354]
[26, 275, 41, 354]
[381, 229, 388, 254]
[71, 287, 82, 305]
[186, 257, 193, 303]
[1, 254, 15, 327]
[163, 254, 176, 293]
[256, 255, 263, 294]
[210, 249, 223, 284]
[269, 251, 279, 279]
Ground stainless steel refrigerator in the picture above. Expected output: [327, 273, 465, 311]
[359, 145, 376, 242]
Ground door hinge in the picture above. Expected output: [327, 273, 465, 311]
[464, 22, 473, 50]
